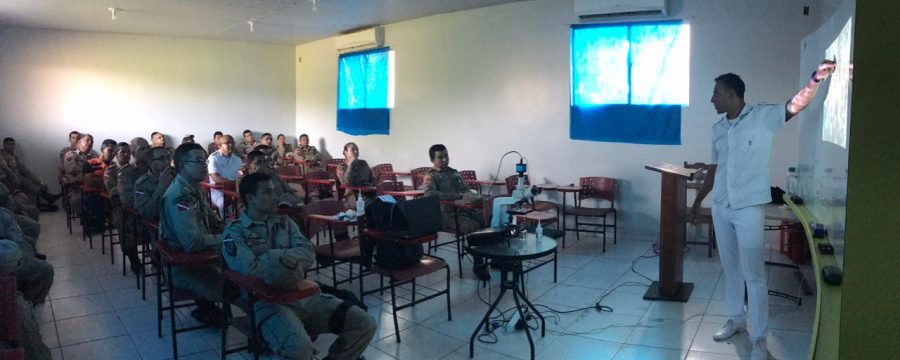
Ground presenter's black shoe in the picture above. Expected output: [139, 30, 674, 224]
[473, 263, 491, 281]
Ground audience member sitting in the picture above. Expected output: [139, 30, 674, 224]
[235, 129, 256, 159]
[60, 133, 96, 187]
[335, 142, 375, 205]
[118, 137, 151, 210]
[0, 138, 60, 209]
[159, 143, 227, 327]
[0, 239, 52, 360]
[59, 130, 80, 162]
[243, 148, 302, 207]
[422, 144, 489, 281]
[222, 172, 375, 360]
[181, 134, 195, 144]
[208, 135, 242, 215]
[291, 133, 321, 170]
[0, 207, 54, 305]
[274, 133, 293, 167]
[207, 131, 223, 156]
[150, 131, 167, 148]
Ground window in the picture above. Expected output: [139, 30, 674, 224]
[570, 21, 690, 144]
[337, 48, 395, 135]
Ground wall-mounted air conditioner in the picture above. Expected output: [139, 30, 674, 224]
[335, 27, 384, 52]
[575, 0, 669, 21]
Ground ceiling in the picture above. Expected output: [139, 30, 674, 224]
[0, 0, 528, 45]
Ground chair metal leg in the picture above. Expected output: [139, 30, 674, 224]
[390, 280, 401, 343]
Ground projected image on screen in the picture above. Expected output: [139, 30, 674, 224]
[822, 18, 853, 148]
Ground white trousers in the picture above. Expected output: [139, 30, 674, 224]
[210, 189, 224, 214]
[711, 203, 768, 340]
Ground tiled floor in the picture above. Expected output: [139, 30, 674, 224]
[34, 211, 815, 360]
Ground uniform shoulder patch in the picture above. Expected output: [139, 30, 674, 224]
[223, 234, 237, 257]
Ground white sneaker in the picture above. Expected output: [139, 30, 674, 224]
[713, 319, 746, 341]
[751, 338, 768, 360]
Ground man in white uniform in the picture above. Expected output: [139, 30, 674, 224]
[691, 59, 835, 360]
[208, 135, 242, 214]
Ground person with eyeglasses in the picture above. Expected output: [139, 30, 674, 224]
[208, 134, 242, 215]
[159, 143, 228, 327]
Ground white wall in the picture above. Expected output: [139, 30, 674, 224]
[0, 27, 296, 189]
[295, 0, 822, 241]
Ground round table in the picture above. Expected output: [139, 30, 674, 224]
[466, 234, 557, 360]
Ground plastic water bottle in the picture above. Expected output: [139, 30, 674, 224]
[356, 195, 365, 217]
[535, 222, 544, 243]
[786, 167, 799, 198]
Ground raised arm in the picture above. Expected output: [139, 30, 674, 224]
[785, 59, 837, 121]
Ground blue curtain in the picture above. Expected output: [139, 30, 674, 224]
[570, 22, 689, 144]
[337, 48, 391, 135]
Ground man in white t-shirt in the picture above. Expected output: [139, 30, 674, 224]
[208, 135, 242, 214]
[690, 59, 835, 360]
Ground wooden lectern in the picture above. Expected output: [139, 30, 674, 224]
[643, 163, 699, 302]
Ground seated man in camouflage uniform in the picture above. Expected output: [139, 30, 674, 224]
[0, 239, 52, 360]
[334, 142, 375, 206]
[422, 144, 489, 281]
[159, 143, 226, 326]
[242, 148, 302, 207]
[134, 147, 175, 221]
[223, 173, 375, 360]
[291, 134, 322, 171]
[1, 137, 60, 208]
[118, 137, 151, 212]
[59, 131, 80, 162]
[0, 208, 53, 304]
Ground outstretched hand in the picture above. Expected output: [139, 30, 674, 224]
[814, 59, 837, 82]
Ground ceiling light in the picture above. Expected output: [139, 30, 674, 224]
[311, 0, 318, 12]
[108, 7, 118, 21]
[247, 21, 255, 32]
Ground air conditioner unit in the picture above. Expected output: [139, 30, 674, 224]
[335, 27, 384, 52]
[575, 0, 668, 21]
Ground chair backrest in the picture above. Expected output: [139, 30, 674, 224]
[410, 167, 431, 189]
[326, 159, 344, 177]
[372, 163, 395, 183]
[277, 165, 301, 176]
[504, 174, 530, 194]
[376, 181, 405, 196]
[302, 199, 348, 237]
[459, 170, 479, 191]
[579, 177, 616, 206]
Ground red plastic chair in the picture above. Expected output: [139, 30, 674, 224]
[410, 167, 431, 189]
[372, 163, 396, 183]
[154, 241, 220, 359]
[376, 181, 405, 196]
[303, 200, 361, 288]
[304, 170, 336, 203]
[564, 177, 617, 252]
[459, 170, 479, 192]
[361, 230, 451, 343]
